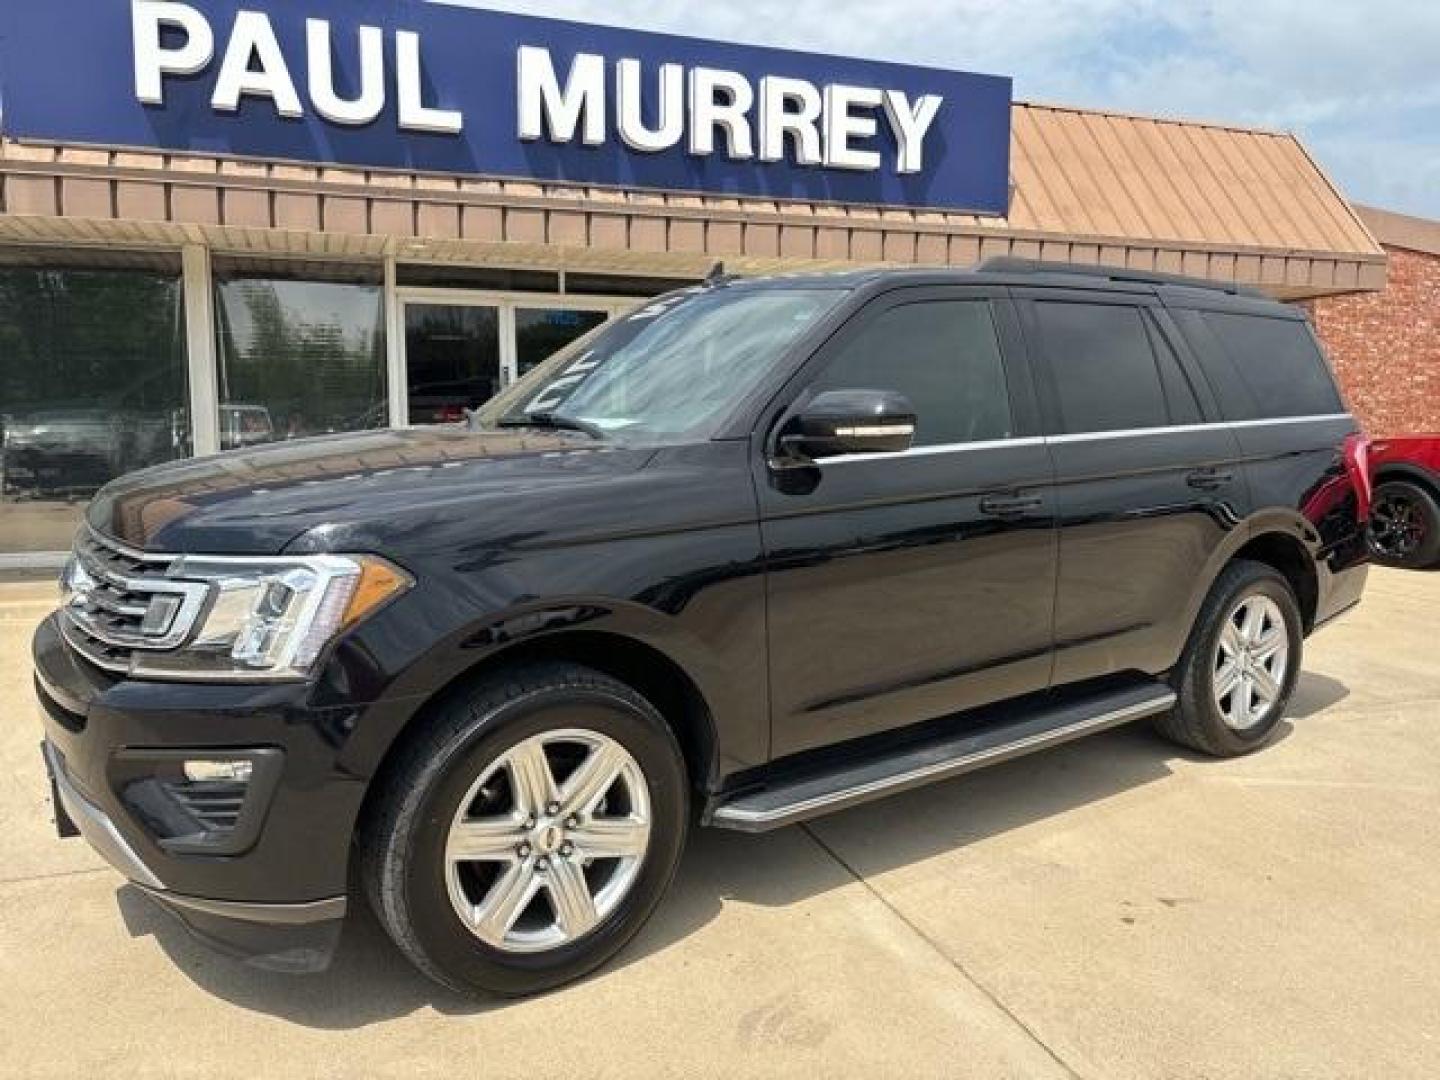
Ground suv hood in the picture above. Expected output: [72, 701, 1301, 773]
[87, 427, 657, 555]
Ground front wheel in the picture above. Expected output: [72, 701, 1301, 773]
[1155, 560, 1304, 757]
[362, 663, 689, 996]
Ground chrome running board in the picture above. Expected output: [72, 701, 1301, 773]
[709, 683, 1176, 832]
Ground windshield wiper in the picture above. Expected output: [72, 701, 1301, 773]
[497, 411, 606, 440]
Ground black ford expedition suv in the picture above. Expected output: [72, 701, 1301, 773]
[34, 260, 1369, 995]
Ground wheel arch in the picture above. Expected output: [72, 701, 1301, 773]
[354, 628, 722, 832]
[1174, 520, 1321, 668]
[1373, 462, 1440, 500]
[1229, 530, 1319, 633]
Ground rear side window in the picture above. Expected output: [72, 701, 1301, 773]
[1033, 302, 1200, 433]
[811, 300, 1013, 446]
[1199, 312, 1343, 419]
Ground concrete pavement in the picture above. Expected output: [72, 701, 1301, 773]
[2, 568, 1437, 1078]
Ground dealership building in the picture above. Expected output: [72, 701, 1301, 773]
[0, 0, 1423, 568]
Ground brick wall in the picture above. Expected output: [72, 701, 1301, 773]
[1307, 244, 1440, 436]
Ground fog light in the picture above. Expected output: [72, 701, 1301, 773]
[182, 759, 254, 784]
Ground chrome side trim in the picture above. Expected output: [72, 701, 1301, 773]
[136, 887, 348, 926]
[43, 740, 165, 890]
[710, 691, 1177, 831]
[817, 414, 1353, 466]
[1228, 413, 1354, 430]
[1046, 413, 1352, 445]
[822, 436, 1046, 466]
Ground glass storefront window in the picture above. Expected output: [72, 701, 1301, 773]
[214, 272, 387, 447]
[0, 261, 189, 554]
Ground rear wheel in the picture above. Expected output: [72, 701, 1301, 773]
[1369, 480, 1440, 569]
[1155, 560, 1303, 757]
[362, 662, 688, 996]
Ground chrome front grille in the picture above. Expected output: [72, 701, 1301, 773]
[58, 528, 209, 674]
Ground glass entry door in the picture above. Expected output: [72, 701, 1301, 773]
[514, 306, 609, 380]
[402, 302, 502, 425]
[399, 293, 625, 426]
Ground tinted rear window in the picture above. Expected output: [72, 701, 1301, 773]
[1200, 312, 1343, 419]
[1034, 302, 1170, 433]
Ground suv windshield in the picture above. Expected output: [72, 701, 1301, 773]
[476, 285, 846, 441]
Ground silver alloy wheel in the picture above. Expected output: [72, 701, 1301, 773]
[444, 728, 651, 954]
[1212, 594, 1290, 731]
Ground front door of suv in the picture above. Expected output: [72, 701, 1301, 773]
[1017, 289, 1247, 687]
[757, 288, 1058, 759]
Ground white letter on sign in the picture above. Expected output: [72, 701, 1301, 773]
[398, 30, 464, 134]
[307, 20, 385, 126]
[517, 47, 606, 146]
[616, 59, 684, 153]
[758, 76, 823, 166]
[133, 1, 215, 106]
[883, 91, 944, 175]
[211, 11, 303, 118]
[687, 68, 754, 159]
[823, 84, 883, 170]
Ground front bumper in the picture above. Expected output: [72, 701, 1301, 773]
[32, 613, 378, 971]
[42, 738, 345, 970]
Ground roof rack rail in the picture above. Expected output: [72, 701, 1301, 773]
[977, 256, 1265, 297]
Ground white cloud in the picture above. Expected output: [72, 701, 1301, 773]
[438, 0, 1440, 217]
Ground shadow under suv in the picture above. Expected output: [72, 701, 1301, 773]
[34, 259, 1370, 995]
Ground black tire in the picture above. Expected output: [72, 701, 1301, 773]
[1154, 560, 1304, 757]
[361, 662, 689, 996]
[1369, 480, 1440, 569]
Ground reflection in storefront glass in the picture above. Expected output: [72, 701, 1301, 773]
[214, 277, 387, 448]
[0, 266, 189, 554]
[404, 304, 501, 425]
[515, 308, 609, 379]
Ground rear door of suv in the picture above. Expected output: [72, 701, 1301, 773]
[1166, 295, 1363, 579]
[1016, 285, 1249, 687]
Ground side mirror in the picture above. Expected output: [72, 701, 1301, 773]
[777, 389, 917, 464]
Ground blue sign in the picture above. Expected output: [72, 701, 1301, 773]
[0, 1, 1013, 214]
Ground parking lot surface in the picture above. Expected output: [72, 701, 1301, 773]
[2, 567, 1437, 1079]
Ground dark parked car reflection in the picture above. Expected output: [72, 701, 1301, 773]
[1, 408, 178, 498]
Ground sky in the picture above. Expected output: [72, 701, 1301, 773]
[445, 0, 1440, 219]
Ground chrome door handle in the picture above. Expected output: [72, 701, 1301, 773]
[1187, 468, 1235, 491]
[980, 494, 1043, 517]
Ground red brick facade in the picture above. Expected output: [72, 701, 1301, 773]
[1307, 244, 1440, 436]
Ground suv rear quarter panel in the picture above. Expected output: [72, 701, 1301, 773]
[1166, 297, 1369, 629]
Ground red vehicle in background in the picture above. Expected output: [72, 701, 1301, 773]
[1368, 436, 1440, 569]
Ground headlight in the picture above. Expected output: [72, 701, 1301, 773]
[127, 554, 411, 681]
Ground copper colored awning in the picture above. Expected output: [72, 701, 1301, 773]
[0, 102, 1386, 299]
